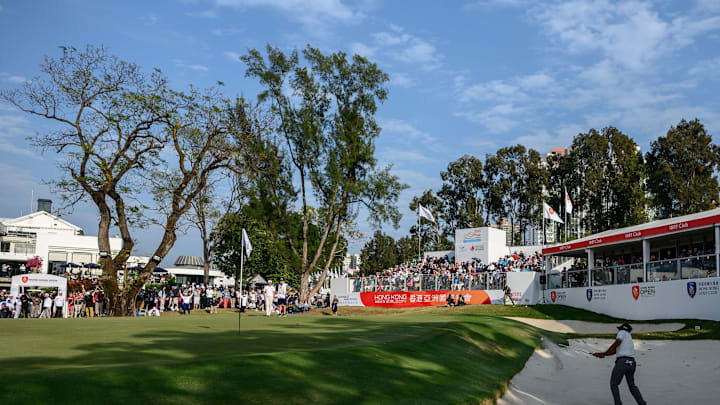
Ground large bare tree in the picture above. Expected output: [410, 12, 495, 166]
[2, 45, 264, 315]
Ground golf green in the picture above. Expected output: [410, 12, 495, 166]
[0, 308, 554, 404]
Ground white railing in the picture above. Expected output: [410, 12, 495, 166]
[350, 272, 507, 293]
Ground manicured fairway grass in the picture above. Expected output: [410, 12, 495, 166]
[0, 308, 559, 405]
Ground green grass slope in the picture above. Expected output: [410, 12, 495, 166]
[0, 311, 558, 405]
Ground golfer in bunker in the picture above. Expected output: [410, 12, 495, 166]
[593, 323, 647, 405]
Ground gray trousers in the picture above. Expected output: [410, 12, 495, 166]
[611, 357, 646, 405]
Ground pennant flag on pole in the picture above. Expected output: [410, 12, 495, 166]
[565, 187, 573, 214]
[418, 204, 436, 223]
[241, 228, 252, 259]
[543, 202, 564, 223]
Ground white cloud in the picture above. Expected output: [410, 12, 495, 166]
[517, 72, 554, 89]
[223, 51, 242, 62]
[379, 118, 438, 144]
[0, 72, 26, 84]
[380, 147, 434, 163]
[390, 72, 414, 88]
[349, 42, 376, 58]
[372, 26, 442, 70]
[460, 80, 525, 103]
[465, 0, 528, 9]
[211, 27, 244, 36]
[139, 14, 158, 26]
[214, 0, 363, 36]
[696, 0, 720, 12]
[455, 104, 522, 133]
[534, 0, 720, 71]
[689, 57, 720, 77]
[173, 59, 209, 71]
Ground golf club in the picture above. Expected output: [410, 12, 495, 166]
[558, 343, 595, 356]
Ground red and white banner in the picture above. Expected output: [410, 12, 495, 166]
[543, 214, 720, 254]
[360, 290, 491, 307]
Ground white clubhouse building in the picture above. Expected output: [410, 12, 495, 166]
[0, 205, 147, 274]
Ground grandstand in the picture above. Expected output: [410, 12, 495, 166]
[543, 208, 720, 321]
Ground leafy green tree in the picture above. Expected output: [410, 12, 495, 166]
[518, 148, 548, 244]
[240, 45, 407, 301]
[212, 212, 296, 288]
[395, 235, 418, 263]
[409, 189, 451, 253]
[646, 119, 720, 218]
[485, 145, 526, 242]
[359, 230, 397, 275]
[437, 155, 487, 235]
[565, 127, 647, 234]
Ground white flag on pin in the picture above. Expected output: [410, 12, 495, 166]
[418, 204, 436, 223]
[242, 228, 252, 259]
[543, 202, 564, 223]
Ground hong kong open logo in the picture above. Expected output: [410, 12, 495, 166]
[687, 282, 697, 299]
[586, 288, 593, 302]
[632, 285, 640, 300]
[550, 291, 557, 303]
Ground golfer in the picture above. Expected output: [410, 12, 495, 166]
[263, 280, 275, 317]
[593, 323, 647, 405]
[277, 278, 288, 317]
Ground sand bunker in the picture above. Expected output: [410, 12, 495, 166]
[498, 338, 720, 405]
[506, 317, 684, 334]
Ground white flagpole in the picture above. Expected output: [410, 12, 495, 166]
[564, 205, 567, 242]
[238, 240, 244, 335]
[417, 205, 421, 261]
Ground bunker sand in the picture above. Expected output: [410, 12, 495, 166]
[498, 338, 720, 405]
[506, 317, 684, 334]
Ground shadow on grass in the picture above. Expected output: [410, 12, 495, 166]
[0, 316, 548, 405]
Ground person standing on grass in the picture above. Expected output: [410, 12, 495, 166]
[13, 295, 22, 319]
[20, 292, 30, 318]
[40, 293, 52, 318]
[53, 292, 65, 318]
[503, 284, 515, 306]
[331, 295, 339, 316]
[593, 323, 647, 405]
[277, 278, 288, 317]
[241, 290, 248, 313]
[263, 280, 275, 317]
[181, 290, 192, 315]
[84, 291, 94, 318]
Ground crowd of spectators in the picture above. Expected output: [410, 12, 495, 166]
[354, 252, 544, 292]
[1, 278, 336, 319]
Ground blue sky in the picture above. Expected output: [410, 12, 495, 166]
[1, 0, 720, 263]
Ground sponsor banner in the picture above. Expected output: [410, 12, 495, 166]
[336, 293, 364, 306]
[547, 277, 720, 321]
[543, 214, 720, 254]
[360, 290, 492, 308]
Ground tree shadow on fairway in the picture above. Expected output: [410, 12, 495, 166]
[0, 316, 544, 405]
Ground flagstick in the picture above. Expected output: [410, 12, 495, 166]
[238, 241, 244, 335]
